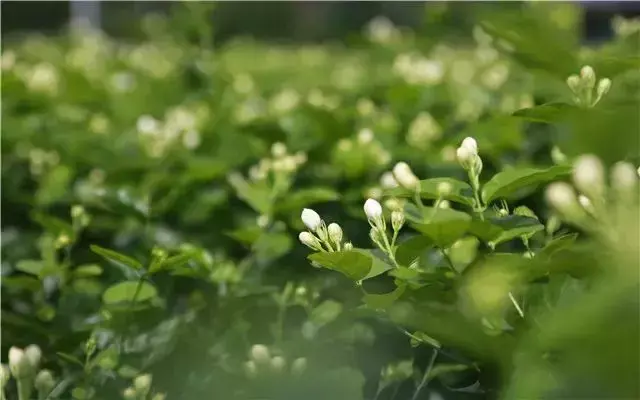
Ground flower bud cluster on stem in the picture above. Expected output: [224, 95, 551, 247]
[299, 208, 352, 252]
[364, 198, 402, 267]
[245, 344, 307, 378]
[456, 137, 484, 215]
[566, 65, 611, 107]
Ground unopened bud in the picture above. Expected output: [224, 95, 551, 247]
[596, 78, 611, 98]
[134, 374, 152, 396]
[35, 369, 55, 394]
[271, 142, 287, 158]
[461, 137, 478, 154]
[566, 74, 581, 92]
[545, 182, 578, 214]
[456, 146, 475, 170]
[123, 387, 137, 400]
[364, 198, 383, 221]
[327, 223, 343, 245]
[295, 286, 307, 297]
[573, 154, 605, 198]
[343, 242, 354, 251]
[437, 182, 453, 197]
[250, 344, 271, 364]
[384, 198, 403, 211]
[71, 205, 85, 219]
[438, 200, 451, 209]
[551, 146, 567, 164]
[380, 172, 399, 189]
[578, 195, 595, 215]
[580, 65, 596, 89]
[391, 211, 405, 231]
[291, 357, 308, 375]
[611, 161, 638, 195]
[301, 208, 322, 231]
[370, 228, 383, 245]
[357, 128, 374, 144]
[271, 356, 286, 372]
[392, 162, 419, 190]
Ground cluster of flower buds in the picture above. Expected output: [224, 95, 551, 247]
[248, 142, 307, 181]
[406, 112, 443, 150]
[456, 137, 483, 201]
[299, 208, 352, 252]
[244, 344, 307, 378]
[123, 373, 165, 400]
[365, 16, 402, 45]
[136, 104, 206, 157]
[393, 52, 444, 86]
[307, 88, 340, 111]
[269, 88, 301, 115]
[566, 65, 611, 107]
[5, 345, 56, 400]
[333, 129, 392, 176]
[546, 154, 638, 229]
[364, 198, 403, 265]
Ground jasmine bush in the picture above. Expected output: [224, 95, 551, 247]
[1, 3, 639, 400]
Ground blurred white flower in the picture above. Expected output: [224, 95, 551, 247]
[380, 172, 399, 189]
[357, 128, 374, 145]
[573, 154, 605, 198]
[182, 130, 201, 150]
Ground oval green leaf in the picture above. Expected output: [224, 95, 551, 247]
[90, 245, 143, 270]
[405, 206, 472, 248]
[482, 165, 572, 204]
[308, 250, 373, 281]
[102, 281, 158, 305]
[386, 178, 474, 206]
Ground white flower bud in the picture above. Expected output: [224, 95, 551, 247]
[151, 394, 167, 400]
[343, 242, 354, 251]
[437, 182, 453, 197]
[250, 344, 271, 364]
[301, 208, 322, 231]
[291, 357, 307, 375]
[123, 387, 137, 400]
[611, 161, 638, 193]
[71, 205, 85, 219]
[460, 137, 478, 154]
[545, 182, 578, 214]
[596, 78, 611, 98]
[391, 211, 405, 231]
[270, 356, 286, 372]
[392, 162, 419, 190]
[134, 374, 152, 395]
[35, 369, 55, 394]
[364, 198, 383, 220]
[578, 195, 595, 215]
[573, 154, 605, 198]
[1, 364, 10, 388]
[25, 344, 42, 370]
[9, 347, 30, 378]
[566, 74, 581, 92]
[438, 200, 451, 209]
[357, 128, 374, 144]
[580, 65, 596, 89]
[271, 142, 287, 158]
[456, 146, 474, 170]
[327, 223, 343, 245]
[384, 198, 403, 211]
[380, 172, 399, 189]
[299, 232, 322, 251]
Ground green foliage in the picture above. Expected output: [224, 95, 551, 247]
[2, 3, 639, 400]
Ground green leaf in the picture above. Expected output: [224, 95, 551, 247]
[32, 212, 75, 239]
[102, 281, 158, 305]
[363, 285, 405, 310]
[57, 352, 84, 367]
[90, 245, 143, 270]
[310, 300, 343, 326]
[277, 187, 340, 212]
[395, 236, 433, 267]
[537, 233, 579, 260]
[308, 251, 372, 281]
[151, 252, 196, 274]
[254, 232, 292, 261]
[227, 173, 272, 214]
[226, 226, 263, 245]
[358, 249, 393, 280]
[15, 260, 44, 276]
[512, 103, 579, 123]
[469, 216, 544, 246]
[404, 206, 472, 248]
[482, 165, 572, 204]
[387, 178, 474, 206]
[73, 264, 103, 277]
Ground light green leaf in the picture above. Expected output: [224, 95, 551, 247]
[469, 216, 544, 246]
[90, 245, 143, 271]
[537, 233, 579, 260]
[73, 264, 103, 277]
[310, 300, 343, 326]
[482, 165, 572, 204]
[395, 236, 433, 267]
[15, 260, 44, 276]
[363, 285, 405, 310]
[102, 281, 158, 305]
[387, 178, 474, 206]
[277, 187, 339, 212]
[308, 250, 372, 281]
[357, 249, 393, 280]
[227, 173, 272, 214]
[405, 206, 472, 248]
[512, 103, 579, 123]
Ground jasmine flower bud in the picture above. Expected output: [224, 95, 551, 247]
[271, 142, 287, 158]
[299, 232, 322, 251]
[573, 154, 605, 198]
[456, 145, 474, 170]
[392, 162, 419, 190]
[327, 223, 343, 245]
[364, 198, 383, 220]
[369, 228, 383, 246]
[545, 182, 579, 214]
[134, 374, 152, 396]
[596, 78, 611, 98]
[391, 211, 404, 232]
[566, 74, 581, 92]
[123, 387, 137, 400]
[343, 242, 354, 251]
[291, 357, 308, 375]
[461, 137, 478, 154]
[270, 356, 286, 372]
[580, 65, 596, 89]
[24, 344, 42, 370]
[380, 172, 399, 189]
[578, 195, 595, 215]
[9, 347, 30, 379]
[301, 208, 322, 231]
[437, 182, 453, 197]
[35, 369, 55, 395]
[250, 344, 271, 364]
[611, 161, 638, 193]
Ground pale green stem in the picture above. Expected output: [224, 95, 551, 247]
[17, 378, 33, 400]
[411, 348, 438, 400]
[509, 292, 525, 319]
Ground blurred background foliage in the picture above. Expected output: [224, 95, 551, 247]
[1, 1, 639, 400]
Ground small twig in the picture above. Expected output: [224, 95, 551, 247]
[411, 347, 439, 400]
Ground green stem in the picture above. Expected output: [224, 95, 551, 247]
[380, 229, 399, 267]
[440, 249, 459, 275]
[414, 189, 424, 210]
[411, 348, 438, 400]
[17, 378, 33, 400]
[509, 292, 525, 319]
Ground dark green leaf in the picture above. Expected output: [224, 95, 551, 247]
[308, 251, 372, 281]
[15, 260, 44, 276]
[469, 216, 544, 246]
[363, 285, 405, 310]
[513, 103, 579, 123]
[310, 300, 343, 326]
[395, 236, 433, 267]
[482, 165, 572, 204]
[405, 206, 472, 248]
[90, 245, 143, 270]
[73, 264, 103, 277]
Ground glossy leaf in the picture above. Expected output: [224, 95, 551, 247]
[387, 178, 474, 206]
[482, 165, 572, 204]
[405, 206, 472, 248]
[395, 236, 433, 267]
[512, 102, 579, 123]
[469, 216, 544, 246]
[102, 281, 158, 305]
[90, 245, 143, 271]
[308, 250, 372, 281]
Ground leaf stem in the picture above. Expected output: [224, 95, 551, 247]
[440, 248, 459, 275]
[508, 292, 525, 319]
[411, 347, 438, 400]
